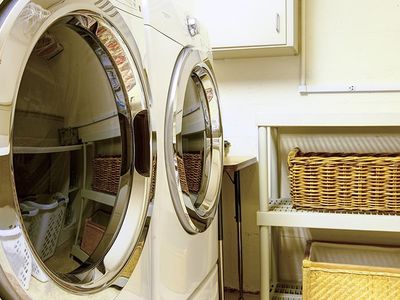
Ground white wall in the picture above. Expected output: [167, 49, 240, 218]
[214, 1, 400, 292]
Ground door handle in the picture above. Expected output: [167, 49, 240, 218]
[276, 13, 280, 33]
[133, 109, 151, 176]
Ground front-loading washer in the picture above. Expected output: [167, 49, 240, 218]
[143, 0, 224, 298]
[0, 0, 154, 299]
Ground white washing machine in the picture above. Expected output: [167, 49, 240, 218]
[143, 0, 223, 299]
[0, 0, 154, 299]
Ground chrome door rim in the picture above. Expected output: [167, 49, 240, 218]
[165, 47, 223, 234]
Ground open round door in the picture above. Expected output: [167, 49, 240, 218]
[165, 47, 223, 234]
[0, 1, 154, 295]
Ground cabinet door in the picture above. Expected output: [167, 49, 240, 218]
[197, 0, 287, 48]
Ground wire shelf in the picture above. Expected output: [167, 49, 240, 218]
[269, 198, 400, 216]
[271, 282, 302, 300]
[257, 198, 400, 232]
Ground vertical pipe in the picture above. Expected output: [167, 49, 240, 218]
[268, 127, 278, 200]
[218, 192, 225, 300]
[74, 143, 87, 246]
[258, 127, 268, 212]
[260, 226, 270, 300]
[234, 171, 244, 300]
[300, 0, 307, 88]
[258, 126, 270, 299]
[268, 127, 279, 285]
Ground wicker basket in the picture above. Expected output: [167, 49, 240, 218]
[177, 156, 189, 194]
[303, 241, 400, 300]
[81, 210, 110, 255]
[288, 148, 400, 213]
[177, 152, 203, 194]
[92, 156, 121, 195]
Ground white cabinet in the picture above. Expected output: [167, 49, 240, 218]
[195, 0, 299, 59]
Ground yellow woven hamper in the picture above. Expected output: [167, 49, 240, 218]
[303, 242, 400, 300]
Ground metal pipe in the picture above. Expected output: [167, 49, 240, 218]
[218, 193, 225, 300]
[234, 171, 244, 300]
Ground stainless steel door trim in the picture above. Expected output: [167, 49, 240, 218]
[0, 2, 155, 294]
[0, 0, 30, 63]
[165, 47, 223, 234]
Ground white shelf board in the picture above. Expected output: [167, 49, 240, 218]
[112, 277, 129, 288]
[271, 282, 302, 300]
[68, 186, 80, 193]
[79, 115, 120, 143]
[13, 144, 83, 154]
[257, 198, 400, 232]
[71, 244, 89, 262]
[81, 189, 116, 207]
[256, 112, 400, 127]
[181, 109, 205, 135]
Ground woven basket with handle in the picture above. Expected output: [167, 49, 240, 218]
[288, 147, 400, 213]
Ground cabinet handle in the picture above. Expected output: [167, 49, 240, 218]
[276, 13, 280, 33]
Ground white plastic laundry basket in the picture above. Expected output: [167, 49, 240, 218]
[0, 225, 32, 289]
[23, 193, 69, 261]
[20, 202, 39, 233]
[0, 224, 48, 290]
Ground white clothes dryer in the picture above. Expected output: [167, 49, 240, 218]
[0, 0, 154, 299]
[143, 0, 223, 299]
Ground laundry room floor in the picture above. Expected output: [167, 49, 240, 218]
[224, 290, 260, 300]
[45, 240, 80, 274]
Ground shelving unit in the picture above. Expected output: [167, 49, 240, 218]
[70, 123, 120, 261]
[13, 115, 122, 262]
[13, 142, 84, 250]
[257, 112, 400, 300]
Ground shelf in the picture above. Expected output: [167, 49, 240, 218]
[181, 110, 206, 135]
[257, 198, 400, 232]
[81, 189, 116, 207]
[112, 277, 129, 288]
[71, 244, 89, 262]
[271, 282, 302, 300]
[13, 144, 83, 154]
[68, 186, 80, 193]
[79, 115, 120, 143]
[25, 64, 56, 86]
